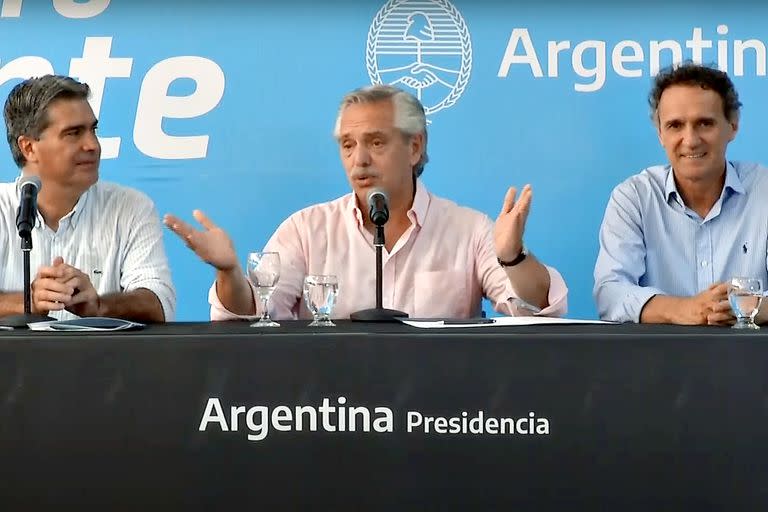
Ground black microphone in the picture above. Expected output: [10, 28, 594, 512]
[16, 175, 41, 239]
[0, 174, 55, 327]
[351, 186, 407, 322]
[367, 188, 389, 226]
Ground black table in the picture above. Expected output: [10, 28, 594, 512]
[0, 321, 766, 510]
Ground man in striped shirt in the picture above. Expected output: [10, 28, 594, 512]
[0, 75, 175, 322]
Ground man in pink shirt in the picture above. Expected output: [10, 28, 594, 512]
[165, 85, 567, 320]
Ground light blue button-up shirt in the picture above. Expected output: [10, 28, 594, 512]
[594, 161, 768, 322]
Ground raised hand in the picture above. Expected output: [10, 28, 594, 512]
[164, 210, 239, 272]
[494, 184, 532, 262]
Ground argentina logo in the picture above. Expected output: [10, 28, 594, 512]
[366, 0, 472, 118]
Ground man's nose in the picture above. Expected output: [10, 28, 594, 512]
[681, 124, 702, 147]
[82, 130, 100, 152]
[352, 144, 371, 167]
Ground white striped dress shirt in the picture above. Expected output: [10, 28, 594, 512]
[0, 178, 175, 321]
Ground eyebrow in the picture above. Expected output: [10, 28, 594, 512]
[351, 130, 389, 140]
[663, 115, 715, 126]
[59, 119, 98, 133]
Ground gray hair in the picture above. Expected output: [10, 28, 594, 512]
[4, 75, 91, 168]
[333, 84, 429, 177]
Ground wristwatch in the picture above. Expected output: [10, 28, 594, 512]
[497, 246, 527, 267]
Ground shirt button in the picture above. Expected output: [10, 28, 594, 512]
[701, 260, 708, 267]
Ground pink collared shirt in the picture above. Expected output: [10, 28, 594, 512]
[210, 181, 567, 320]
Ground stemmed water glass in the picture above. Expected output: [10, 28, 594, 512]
[728, 277, 763, 330]
[247, 252, 281, 327]
[303, 274, 339, 327]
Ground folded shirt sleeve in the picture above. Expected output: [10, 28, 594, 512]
[593, 182, 662, 323]
[474, 214, 568, 317]
[119, 193, 176, 321]
[209, 215, 306, 321]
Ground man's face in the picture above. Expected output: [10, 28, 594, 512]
[337, 100, 423, 207]
[656, 84, 738, 183]
[21, 98, 101, 191]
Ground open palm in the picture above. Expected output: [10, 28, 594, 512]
[164, 210, 239, 271]
[494, 185, 532, 261]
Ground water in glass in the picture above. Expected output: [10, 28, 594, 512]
[247, 252, 281, 327]
[728, 277, 762, 330]
[303, 275, 339, 327]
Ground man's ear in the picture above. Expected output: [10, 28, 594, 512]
[410, 132, 425, 167]
[728, 112, 740, 142]
[17, 135, 37, 164]
[654, 113, 664, 144]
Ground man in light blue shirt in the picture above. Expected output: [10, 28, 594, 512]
[594, 63, 768, 325]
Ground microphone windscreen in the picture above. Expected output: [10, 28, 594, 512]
[367, 188, 389, 225]
[19, 175, 41, 192]
[367, 188, 388, 207]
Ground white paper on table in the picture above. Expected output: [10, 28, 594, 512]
[27, 321, 59, 331]
[399, 316, 613, 329]
[27, 317, 144, 331]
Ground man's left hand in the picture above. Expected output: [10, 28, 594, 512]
[58, 264, 101, 317]
[494, 184, 532, 261]
[707, 297, 736, 326]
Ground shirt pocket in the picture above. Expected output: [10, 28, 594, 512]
[414, 270, 469, 318]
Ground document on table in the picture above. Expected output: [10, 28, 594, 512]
[398, 316, 612, 328]
[28, 317, 145, 332]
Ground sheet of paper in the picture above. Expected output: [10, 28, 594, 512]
[28, 317, 144, 331]
[399, 316, 612, 329]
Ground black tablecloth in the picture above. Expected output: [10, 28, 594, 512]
[0, 321, 766, 510]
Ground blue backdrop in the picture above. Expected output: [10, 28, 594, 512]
[1, 0, 766, 320]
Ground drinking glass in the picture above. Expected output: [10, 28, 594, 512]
[303, 274, 339, 327]
[728, 277, 763, 330]
[247, 252, 281, 327]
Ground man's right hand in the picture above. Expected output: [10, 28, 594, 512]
[641, 283, 732, 325]
[677, 283, 731, 325]
[31, 256, 75, 313]
[164, 210, 239, 272]
[682, 283, 733, 325]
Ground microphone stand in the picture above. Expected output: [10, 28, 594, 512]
[0, 231, 55, 328]
[350, 224, 408, 322]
